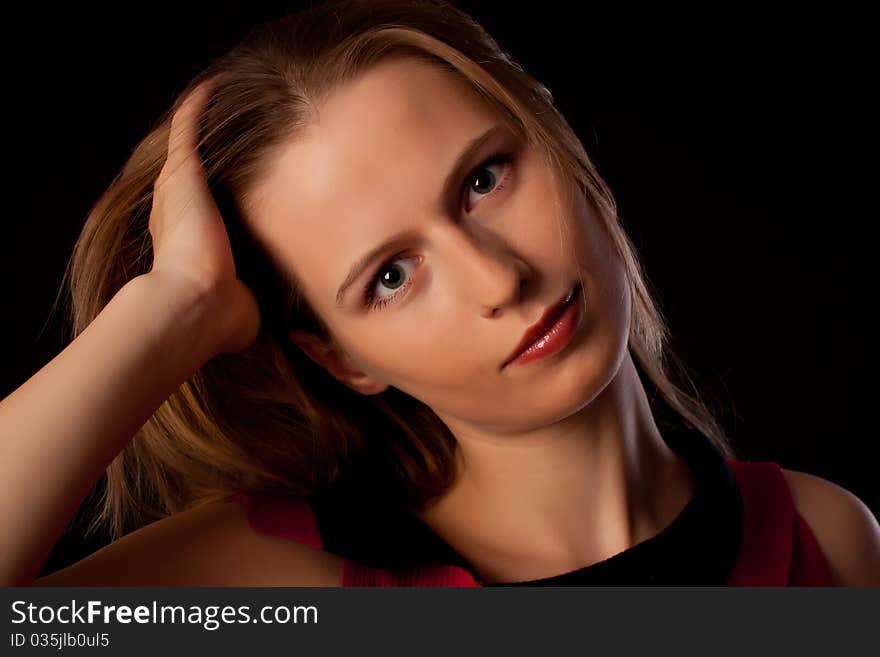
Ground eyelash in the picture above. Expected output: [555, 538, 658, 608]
[361, 150, 516, 311]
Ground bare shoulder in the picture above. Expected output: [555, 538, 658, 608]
[780, 468, 880, 586]
[32, 500, 344, 587]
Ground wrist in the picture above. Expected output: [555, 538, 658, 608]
[123, 272, 228, 368]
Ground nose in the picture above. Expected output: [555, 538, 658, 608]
[444, 224, 528, 318]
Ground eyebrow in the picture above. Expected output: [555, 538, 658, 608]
[335, 124, 507, 308]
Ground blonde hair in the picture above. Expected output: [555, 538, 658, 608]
[59, 0, 737, 540]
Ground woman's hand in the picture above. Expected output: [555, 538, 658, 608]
[0, 80, 264, 582]
[147, 78, 260, 355]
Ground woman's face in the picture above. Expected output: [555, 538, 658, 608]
[244, 56, 631, 434]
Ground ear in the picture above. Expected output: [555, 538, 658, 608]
[287, 329, 389, 396]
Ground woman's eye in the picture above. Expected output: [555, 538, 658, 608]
[363, 255, 420, 311]
[463, 152, 515, 210]
[361, 152, 515, 312]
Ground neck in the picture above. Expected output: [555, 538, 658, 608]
[414, 352, 695, 584]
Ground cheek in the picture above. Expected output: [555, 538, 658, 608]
[338, 327, 439, 383]
[587, 231, 631, 343]
[368, 316, 489, 389]
[555, 187, 630, 335]
[589, 219, 628, 302]
[567, 189, 616, 278]
[504, 173, 574, 265]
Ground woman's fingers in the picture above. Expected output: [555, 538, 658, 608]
[151, 79, 218, 231]
[143, 76, 261, 354]
[163, 78, 215, 178]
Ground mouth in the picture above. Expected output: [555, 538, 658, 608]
[501, 282, 581, 369]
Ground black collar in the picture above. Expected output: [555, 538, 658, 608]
[312, 424, 744, 585]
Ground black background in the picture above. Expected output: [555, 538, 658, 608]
[0, 2, 873, 575]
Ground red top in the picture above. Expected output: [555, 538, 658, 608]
[230, 459, 834, 586]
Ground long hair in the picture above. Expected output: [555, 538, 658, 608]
[59, 0, 737, 540]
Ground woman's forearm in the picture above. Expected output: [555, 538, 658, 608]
[0, 272, 221, 585]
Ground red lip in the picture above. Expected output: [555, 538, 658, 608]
[502, 284, 578, 368]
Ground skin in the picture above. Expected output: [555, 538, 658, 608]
[244, 56, 696, 584]
[7, 72, 875, 587]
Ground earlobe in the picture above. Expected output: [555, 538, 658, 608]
[287, 329, 389, 396]
[287, 329, 335, 371]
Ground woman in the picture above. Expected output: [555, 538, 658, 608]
[1, 0, 877, 586]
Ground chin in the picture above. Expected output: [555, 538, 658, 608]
[550, 321, 631, 422]
[503, 329, 626, 429]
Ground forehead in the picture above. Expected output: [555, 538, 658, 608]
[244, 57, 506, 308]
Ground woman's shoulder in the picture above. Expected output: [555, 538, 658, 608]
[33, 499, 344, 586]
[779, 468, 880, 586]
